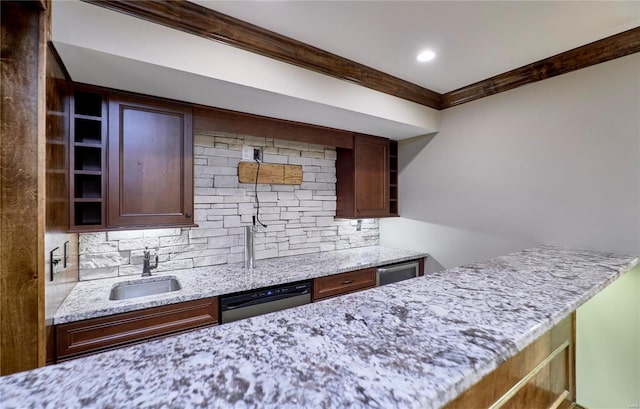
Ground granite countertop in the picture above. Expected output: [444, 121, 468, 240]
[54, 245, 428, 324]
[2, 245, 637, 409]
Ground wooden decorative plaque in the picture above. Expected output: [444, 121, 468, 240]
[238, 162, 303, 185]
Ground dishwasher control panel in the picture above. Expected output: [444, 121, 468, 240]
[219, 281, 312, 324]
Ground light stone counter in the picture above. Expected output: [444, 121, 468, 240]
[54, 245, 428, 324]
[1, 245, 637, 409]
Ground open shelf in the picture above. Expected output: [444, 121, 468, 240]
[74, 202, 102, 226]
[390, 171, 398, 186]
[74, 91, 102, 117]
[74, 174, 102, 199]
[74, 146, 102, 171]
[74, 117, 102, 144]
[70, 88, 105, 229]
[388, 140, 399, 216]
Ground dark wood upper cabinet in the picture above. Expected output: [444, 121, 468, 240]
[337, 134, 396, 219]
[107, 94, 194, 228]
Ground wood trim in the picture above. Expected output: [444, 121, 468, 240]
[37, 0, 50, 369]
[46, 324, 56, 365]
[47, 42, 72, 82]
[0, 0, 48, 375]
[194, 106, 354, 149]
[82, 0, 441, 109]
[570, 312, 577, 402]
[441, 27, 640, 109]
[71, 82, 354, 150]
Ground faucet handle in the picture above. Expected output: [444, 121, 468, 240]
[141, 247, 158, 277]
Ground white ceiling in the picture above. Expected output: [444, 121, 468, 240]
[52, 1, 639, 140]
[193, 1, 640, 93]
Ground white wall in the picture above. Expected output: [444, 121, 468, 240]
[381, 53, 640, 408]
[576, 265, 639, 409]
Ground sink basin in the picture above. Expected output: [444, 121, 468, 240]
[109, 277, 181, 300]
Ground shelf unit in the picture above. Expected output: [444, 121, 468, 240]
[389, 140, 398, 216]
[70, 89, 106, 230]
[45, 76, 70, 232]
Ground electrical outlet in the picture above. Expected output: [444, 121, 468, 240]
[253, 148, 262, 162]
[242, 145, 254, 161]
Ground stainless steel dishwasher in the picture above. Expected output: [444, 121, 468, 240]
[219, 281, 312, 324]
[376, 260, 421, 286]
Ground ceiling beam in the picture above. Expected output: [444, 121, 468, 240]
[82, 0, 442, 110]
[76, 2, 640, 112]
[440, 26, 640, 109]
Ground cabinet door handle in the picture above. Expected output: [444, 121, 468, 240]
[186, 213, 192, 218]
[340, 280, 354, 285]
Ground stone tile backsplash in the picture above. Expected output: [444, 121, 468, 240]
[78, 131, 379, 280]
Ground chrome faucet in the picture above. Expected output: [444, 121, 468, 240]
[142, 247, 158, 277]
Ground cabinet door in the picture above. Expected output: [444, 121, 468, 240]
[108, 95, 194, 227]
[354, 135, 389, 217]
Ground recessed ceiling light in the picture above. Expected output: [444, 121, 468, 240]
[416, 50, 436, 63]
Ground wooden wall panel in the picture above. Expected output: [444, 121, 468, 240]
[444, 315, 574, 409]
[0, 1, 48, 374]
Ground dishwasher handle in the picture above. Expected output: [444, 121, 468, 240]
[377, 261, 419, 274]
[222, 291, 308, 310]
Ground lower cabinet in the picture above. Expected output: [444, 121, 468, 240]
[444, 314, 575, 409]
[55, 297, 218, 361]
[312, 268, 376, 301]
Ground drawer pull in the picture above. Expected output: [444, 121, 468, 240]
[341, 280, 354, 285]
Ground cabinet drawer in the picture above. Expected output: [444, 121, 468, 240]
[313, 268, 376, 301]
[56, 297, 218, 360]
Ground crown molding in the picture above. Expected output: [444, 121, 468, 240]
[79, 2, 640, 112]
[83, 0, 441, 109]
[440, 26, 640, 109]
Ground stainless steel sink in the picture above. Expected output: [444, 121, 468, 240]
[109, 277, 181, 300]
